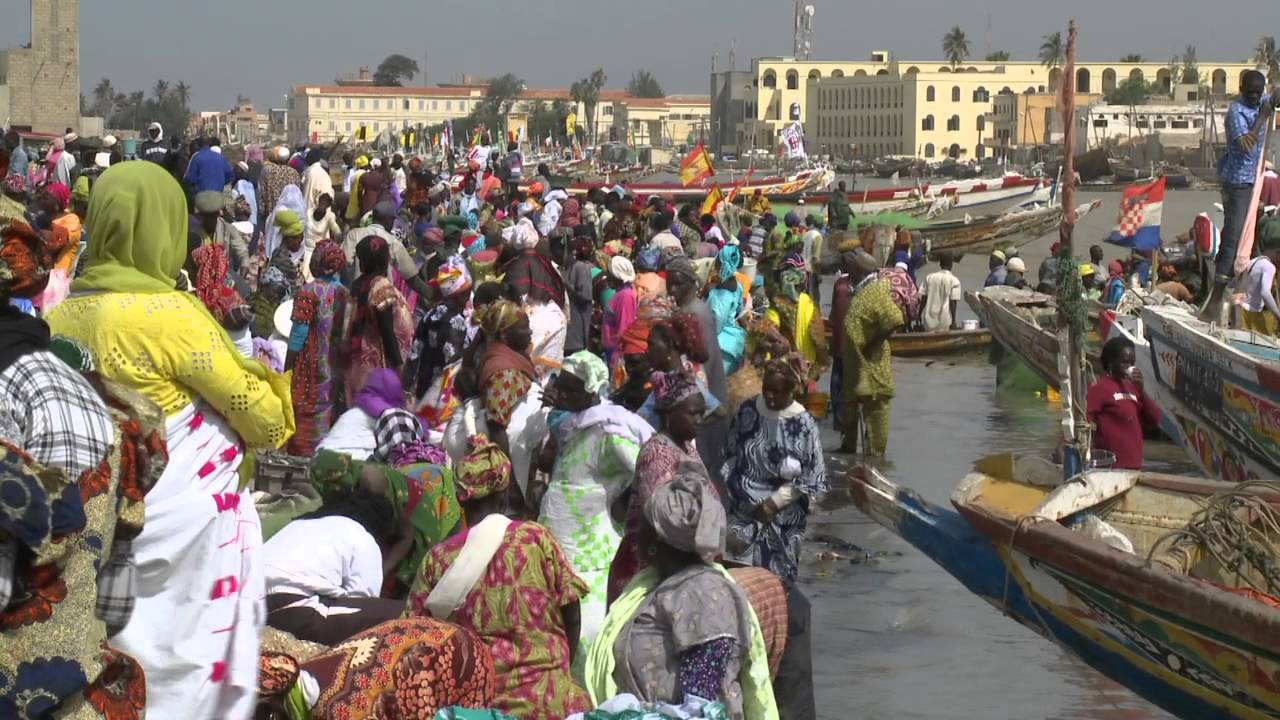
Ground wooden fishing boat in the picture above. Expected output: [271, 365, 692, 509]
[966, 287, 1102, 389]
[922, 199, 1104, 257]
[787, 175, 1045, 213]
[848, 461, 1280, 720]
[889, 328, 992, 357]
[1137, 305, 1280, 482]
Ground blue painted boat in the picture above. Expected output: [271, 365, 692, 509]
[848, 464, 1280, 719]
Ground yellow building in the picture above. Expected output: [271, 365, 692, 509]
[737, 53, 1258, 158]
[609, 95, 711, 147]
[988, 92, 1102, 153]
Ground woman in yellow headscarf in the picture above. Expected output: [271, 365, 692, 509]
[47, 161, 295, 720]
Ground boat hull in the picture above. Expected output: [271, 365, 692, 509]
[849, 468, 1280, 720]
[889, 328, 992, 357]
[968, 288, 1103, 389]
[923, 200, 1103, 257]
[1139, 306, 1280, 481]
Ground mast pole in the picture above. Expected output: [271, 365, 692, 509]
[1057, 20, 1089, 478]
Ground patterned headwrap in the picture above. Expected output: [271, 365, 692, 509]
[374, 408, 424, 463]
[476, 298, 525, 337]
[644, 471, 726, 560]
[435, 255, 472, 297]
[652, 370, 700, 412]
[4, 173, 25, 196]
[560, 350, 609, 395]
[45, 182, 70, 212]
[191, 244, 243, 323]
[310, 240, 346, 279]
[456, 435, 512, 503]
[0, 221, 53, 299]
[619, 295, 676, 356]
[764, 352, 808, 391]
[664, 254, 698, 283]
[502, 217, 540, 250]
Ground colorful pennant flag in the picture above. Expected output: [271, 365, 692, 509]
[680, 142, 715, 188]
[1107, 176, 1166, 251]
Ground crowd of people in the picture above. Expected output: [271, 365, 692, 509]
[6, 123, 970, 720]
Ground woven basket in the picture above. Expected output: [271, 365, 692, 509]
[726, 363, 763, 417]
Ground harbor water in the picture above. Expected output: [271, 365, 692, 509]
[801, 185, 1213, 719]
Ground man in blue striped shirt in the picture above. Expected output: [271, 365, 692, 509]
[1216, 70, 1277, 281]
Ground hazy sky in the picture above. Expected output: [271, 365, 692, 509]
[1, 0, 1271, 111]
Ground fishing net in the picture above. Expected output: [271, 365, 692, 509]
[1146, 480, 1280, 597]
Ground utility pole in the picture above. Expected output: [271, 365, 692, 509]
[793, 1, 814, 60]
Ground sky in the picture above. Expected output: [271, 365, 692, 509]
[1, 0, 1271, 112]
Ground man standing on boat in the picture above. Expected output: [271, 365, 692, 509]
[827, 180, 853, 231]
[1209, 70, 1277, 314]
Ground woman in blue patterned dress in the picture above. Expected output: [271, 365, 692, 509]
[721, 354, 828, 586]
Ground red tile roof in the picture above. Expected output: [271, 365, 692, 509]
[293, 85, 481, 97]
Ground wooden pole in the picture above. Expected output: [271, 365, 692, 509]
[1057, 20, 1090, 474]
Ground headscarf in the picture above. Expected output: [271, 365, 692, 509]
[476, 298, 525, 337]
[46, 182, 70, 212]
[561, 350, 609, 395]
[851, 249, 879, 277]
[310, 239, 346, 279]
[73, 162, 189, 294]
[434, 255, 472, 297]
[502, 217, 539, 250]
[644, 471, 726, 560]
[374, 408, 424, 462]
[652, 370, 700, 412]
[191, 244, 243, 323]
[273, 208, 303, 238]
[664, 254, 698, 283]
[355, 368, 404, 419]
[717, 244, 742, 283]
[246, 145, 265, 164]
[990, 249, 1007, 263]
[455, 435, 512, 503]
[609, 256, 636, 283]
[355, 155, 369, 169]
[71, 175, 90, 202]
[619, 294, 676, 356]
[764, 352, 808, 391]
[1007, 257, 1027, 273]
[1108, 260, 1124, 278]
[571, 236, 594, 257]
[263, 185, 306, 259]
[0, 221, 54, 300]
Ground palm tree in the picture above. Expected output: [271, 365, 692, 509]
[571, 68, 607, 145]
[152, 79, 169, 103]
[1256, 36, 1279, 80]
[984, 50, 1011, 62]
[1039, 32, 1065, 70]
[1181, 45, 1200, 85]
[942, 26, 971, 69]
[1120, 54, 1144, 63]
[174, 81, 191, 109]
[92, 78, 116, 118]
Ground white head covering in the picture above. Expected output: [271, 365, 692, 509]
[1007, 257, 1027, 273]
[102, 135, 117, 148]
[609, 256, 636, 283]
[502, 217, 540, 250]
[370, 158, 383, 169]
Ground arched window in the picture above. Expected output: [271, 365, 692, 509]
[972, 86, 989, 102]
[1129, 68, 1144, 84]
[1048, 68, 1063, 92]
[926, 86, 936, 102]
[949, 143, 961, 158]
[976, 114, 986, 132]
[1000, 86, 1013, 95]
[786, 70, 799, 90]
[808, 69, 821, 81]
[1102, 68, 1118, 94]
[1156, 68, 1171, 93]
[938, 66, 952, 73]
[854, 69, 867, 77]
[922, 115, 935, 131]
[951, 86, 961, 102]
[1212, 69, 1227, 95]
[947, 115, 960, 131]
[876, 69, 888, 76]
[906, 66, 920, 74]
[831, 69, 844, 78]
[924, 143, 936, 158]
[1076, 68, 1091, 93]
[1024, 87, 1036, 95]
[762, 70, 777, 88]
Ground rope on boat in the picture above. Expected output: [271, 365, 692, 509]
[1145, 480, 1280, 596]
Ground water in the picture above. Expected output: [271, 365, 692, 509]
[800, 187, 1214, 719]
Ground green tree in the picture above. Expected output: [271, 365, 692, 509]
[942, 26, 970, 69]
[1039, 32, 1064, 70]
[984, 50, 1011, 62]
[373, 54, 420, 86]
[570, 68, 607, 144]
[455, 73, 525, 143]
[174, 81, 191, 108]
[627, 69, 665, 98]
[1120, 54, 1144, 63]
[1180, 45, 1200, 85]
[527, 99, 570, 144]
[91, 78, 116, 118]
[1164, 57, 1182, 96]
[1256, 36, 1279, 82]
[1104, 76, 1159, 105]
[152, 79, 169, 103]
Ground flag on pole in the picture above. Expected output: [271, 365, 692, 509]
[700, 185, 725, 217]
[680, 142, 715, 187]
[725, 169, 755, 204]
[1107, 176, 1166, 251]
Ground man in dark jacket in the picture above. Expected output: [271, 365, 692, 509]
[139, 122, 170, 164]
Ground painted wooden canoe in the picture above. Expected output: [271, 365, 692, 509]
[849, 462, 1280, 719]
[922, 199, 1104, 258]
[889, 328, 992, 357]
[1138, 305, 1280, 482]
[966, 287, 1102, 389]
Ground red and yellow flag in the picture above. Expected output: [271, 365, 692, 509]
[679, 142, 715, 187]
[725, 169, 755, 204]
[700, 185, 725, 217]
